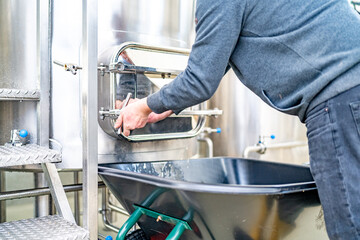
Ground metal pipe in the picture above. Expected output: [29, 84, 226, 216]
[197, 137, 214, 158]
[34, 172, 49, 217]
[0, 171, 6, 222]
[82, 0, 98, 238]
[101, 188, 120, 233]
[74, 171, 80, 224]
[101, 209, 120, 233]
[108, 202, 129, 216]
[0, 182, 105, 201]
[243, 141, 307, 158]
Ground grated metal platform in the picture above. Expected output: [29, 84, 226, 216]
[0, 144, 61, 168]
[0, 215, 89, 239]
[0, 88, 40, 101]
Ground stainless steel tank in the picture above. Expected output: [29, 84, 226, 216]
[209, 70, 309, 165]
[0, 0, 38, 146]
[51, 0, 197, 168]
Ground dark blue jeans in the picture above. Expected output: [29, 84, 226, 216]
[305, 85, 360, 240]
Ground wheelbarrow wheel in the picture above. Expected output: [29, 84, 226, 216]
[125, 229, 149, 240]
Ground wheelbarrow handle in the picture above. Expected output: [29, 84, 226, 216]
[116, 205, 192, 240]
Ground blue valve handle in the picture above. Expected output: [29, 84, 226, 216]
[258, 134, 275, 143]
[19, 129, 28, 138]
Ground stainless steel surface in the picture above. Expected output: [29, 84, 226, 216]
[0, 182, 105, 201]
[98, 0, 196, 52]
[0, 101, 38, 146]
[98, 42, 208, 142]
[0, 171, 5, 222]
[118, 117, 205, 142]
[42, 163, 75, 223]
[51, 0, 197, 168]
[0, 144, 61, 168]
[101, 188, 120, 233]
[99, 108, 223, 120]
[197, 136, 213, 158]
[0, 0, 38, 90]
[34, 172, 49, 218]
[81, 0, 98, 238]
[209, 70, 309, 164]
[74, 172, 80, 225]
[96, 1, 198, 164]
[51, 0, 83, 169]
[98, 130, 198, 164]
[99, 158, 327, 240]
[0, 89, 40, 101]
[37, 0, 51, 148]
[108, 202, 129, 216]
[243, 141, 308, 158]
[0, 215, 89, 239]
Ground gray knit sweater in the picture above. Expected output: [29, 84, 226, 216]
[147, 0, 360, 122]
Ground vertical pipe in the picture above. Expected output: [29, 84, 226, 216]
[0, 170, 6, 223]
[74, 171, 80, 224]
[82, 0, 98, 238]
[34, 172, 49, 217]
[36, 0, 51, 218]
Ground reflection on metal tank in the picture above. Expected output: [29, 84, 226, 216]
[0, 0, 38, 145]
[97, 0, 197, 165]
[208, 70, 309, 165]
[51, 0, 197, 168]
[98, 0, 196, 52]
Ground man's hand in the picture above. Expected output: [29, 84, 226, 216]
[115, 98, 174, 136]
[115, 98, 138, 109]
[114, 98, 152, 136]
[147, 110, 173, 123]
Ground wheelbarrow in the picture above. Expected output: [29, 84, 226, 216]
[98, 157, 327, 240]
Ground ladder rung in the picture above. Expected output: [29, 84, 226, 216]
[0, 215, 89, 239]
[0, 88, 40, 101]
[0, 144, 61, 168]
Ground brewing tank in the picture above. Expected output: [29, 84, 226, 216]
[51, 0, 197, 168]
[208, 70, 309, 165]
[0, 0, 38, 146]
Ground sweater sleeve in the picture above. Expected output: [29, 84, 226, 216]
[147, 0, 245, 114]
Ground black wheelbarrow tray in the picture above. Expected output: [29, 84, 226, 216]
[98, 157, 327, 240]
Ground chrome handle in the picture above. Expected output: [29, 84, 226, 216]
[99, 108, 222, 120]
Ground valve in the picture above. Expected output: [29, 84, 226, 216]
[202, 127, 221, 134]
[9, 129, 29, 146]
[256, 134, 275, 154]
[258, 134, 275, 144]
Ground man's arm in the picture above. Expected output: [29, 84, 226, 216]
[147, 0, 244, 114]
[116, 0, 245, 136]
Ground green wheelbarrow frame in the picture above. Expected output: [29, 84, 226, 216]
[116, 205, 192, 240]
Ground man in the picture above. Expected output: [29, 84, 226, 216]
[115, 0, 360, 239]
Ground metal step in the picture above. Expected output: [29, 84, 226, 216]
[0, 88, 40, 101]
[0, 144, 61, 168]
[0, 215, 89, 239]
